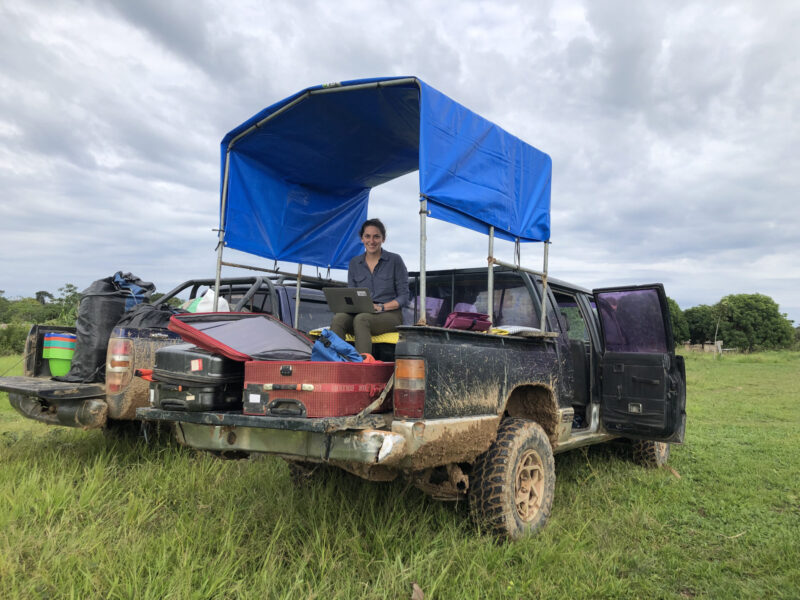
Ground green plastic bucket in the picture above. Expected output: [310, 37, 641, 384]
[43, 333, 77, 376]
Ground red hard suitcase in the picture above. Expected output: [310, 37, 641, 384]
[243, 361, 394, 418]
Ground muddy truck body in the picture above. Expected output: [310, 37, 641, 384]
[1, 276, 336, 432]
[140, 267, 686, 538]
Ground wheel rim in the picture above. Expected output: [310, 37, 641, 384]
[515, 449, 545, 522]
[656, 442, 669, 462]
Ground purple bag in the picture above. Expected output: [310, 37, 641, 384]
[443, 311, 491, 331]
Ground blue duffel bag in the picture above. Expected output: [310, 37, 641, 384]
[311, 328, 363, 362]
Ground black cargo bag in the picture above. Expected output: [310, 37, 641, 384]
[55, 272, 155, 383]
[115, 302, 185, 329]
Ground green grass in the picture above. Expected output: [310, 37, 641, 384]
[1, 352, 799, 599]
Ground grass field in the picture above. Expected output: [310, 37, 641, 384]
[1, 352, 799, 599]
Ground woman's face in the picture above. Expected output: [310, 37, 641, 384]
[361, 225, 384, 254]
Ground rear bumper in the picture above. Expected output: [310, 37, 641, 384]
[8, 392, 108, 429]
[138, 407, 500, 469]
[174, 420, 408, 465]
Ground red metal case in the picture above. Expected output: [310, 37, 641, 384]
[243, 361, 394, 418]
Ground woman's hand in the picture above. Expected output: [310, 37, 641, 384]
[373, 300, 399, 313]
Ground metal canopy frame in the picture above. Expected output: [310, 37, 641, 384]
[213, 77, 551, 331]
[417, 200, 550, 331]
[213, 78, 418, 311]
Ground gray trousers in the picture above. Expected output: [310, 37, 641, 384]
[331, 310, 403, 355]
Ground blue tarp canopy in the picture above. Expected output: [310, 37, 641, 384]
[220, 76, 551, 270]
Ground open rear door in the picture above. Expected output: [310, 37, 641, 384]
[593, 284, 686, 443]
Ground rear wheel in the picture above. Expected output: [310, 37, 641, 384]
[632, 440, 670, 468]
[469, 418, 555, 540]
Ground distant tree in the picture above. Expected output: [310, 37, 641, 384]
[715, 293, 794, 352]
[150, 292, 183, 309]
[35, 290, 54, 304]
[57, 283, 80, 304]
[666, 297, 689, 345]
[684, 304, 716, 344]
[51, 283, 81, 325]
[6, 298, 52, 323]
[0, 292, 8, 323]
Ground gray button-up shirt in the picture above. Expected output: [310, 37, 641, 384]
[347, 250, 410, 307]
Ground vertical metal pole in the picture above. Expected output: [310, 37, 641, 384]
[213, 150, 233, 311]
[540, 241, 550, 332]
[487, 226, 495, 325]
[419, 197, 427, 325]
[294, 264, 303, 329]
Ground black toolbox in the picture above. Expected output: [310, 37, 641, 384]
[150, 343, 244, 411]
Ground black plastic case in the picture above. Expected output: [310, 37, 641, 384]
[150, 380, 243, 412]
[150, 343, 244, 411]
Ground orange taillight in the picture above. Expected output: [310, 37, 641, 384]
[394, 359, 425, 419]
[106, 338, 134, 393]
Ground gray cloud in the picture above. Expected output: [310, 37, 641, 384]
[1, 0, 798, 324]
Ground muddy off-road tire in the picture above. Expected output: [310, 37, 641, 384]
[469, 418, 555, 540]
[632, 440, 670, 468]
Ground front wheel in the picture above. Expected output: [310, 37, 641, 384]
[469, 418, 555, 540]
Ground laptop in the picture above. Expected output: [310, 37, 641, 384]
[323, 287, 375, 314]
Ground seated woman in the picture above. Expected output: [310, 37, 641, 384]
[331, 218, 409, 355]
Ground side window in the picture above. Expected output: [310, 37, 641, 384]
[595, 289, 668, 353]
[552, 290, 590, 342]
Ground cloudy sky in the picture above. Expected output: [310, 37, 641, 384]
[1, 0, 798, 323]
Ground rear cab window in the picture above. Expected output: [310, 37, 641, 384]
[411, 271, 539, 327]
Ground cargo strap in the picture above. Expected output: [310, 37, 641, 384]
[356, 374, 394, 419]
[260, 382, 383, 395]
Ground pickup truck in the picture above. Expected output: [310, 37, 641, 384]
[139, 266, 686, 539]
[0, 275, 337, 435]
[147, 77, 683, 539]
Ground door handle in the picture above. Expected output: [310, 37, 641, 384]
[632, 376, 660, 385]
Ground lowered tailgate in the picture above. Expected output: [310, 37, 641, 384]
[1, 376, 107, 428]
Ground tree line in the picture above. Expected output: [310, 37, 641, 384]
[0, 285, 82, 355]
[668, 293, 798, 352]
[0, 284, 81, 325]
[1, 286, 798, 355]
